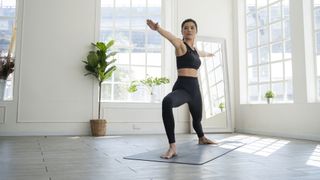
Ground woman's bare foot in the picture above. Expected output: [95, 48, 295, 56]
[160, 143, 177, 159]
[198, 136, 218, 145]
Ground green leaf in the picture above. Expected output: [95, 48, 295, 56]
[105, 40, 115, 50]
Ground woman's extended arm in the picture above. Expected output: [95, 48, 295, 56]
[146, 19, 185, 54]
[196, 48, 218, 58]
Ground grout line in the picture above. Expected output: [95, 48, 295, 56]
[128, 166, 137, 173]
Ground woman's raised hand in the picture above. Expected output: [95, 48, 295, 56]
[146, 19, 159, 31]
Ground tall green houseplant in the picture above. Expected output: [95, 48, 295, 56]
[82, 40, 117, 136]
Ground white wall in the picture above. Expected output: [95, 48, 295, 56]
[0, 0, 233, 136]
[234, 0, 320, 141]
[0, 0, 96, 135]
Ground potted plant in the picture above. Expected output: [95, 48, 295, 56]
[82, 40, 117, 136]
[218, 102, 225, 112]
[264, 90, 275, 104]
[128, 76, 169, 102]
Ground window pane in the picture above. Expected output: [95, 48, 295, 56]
[248, 49, 257, 66]
[315, 8, 320, 30]
[271, 62, 283, 81]
[148, 0, 161, 14]
[272, 82, 284, 101]
[257, 8, 268, 27]
[101, 83, 112, 100]
[217, 82, 225, 98]
[116, 51, 130, 64]
[247, 30, 257, 48]
[316, 31, 320, 55]
[114, 65, 130, 82]
[269, 0, 279, 4]
[146, 67, 161, 77]
[101, 0, 113, 7]
[114, 83, 129, 101]
[270, 2, 281, 23]
[131, 52, 146, 65]
[315, 0, 320, 7]
[285, 81, 293, 101]
[260, 83, 269, 100]
[284, 19, 291, 39]
[284, 40, 291, 59]
[260, 64, 270, 82]
[131, 66, 146, 80]
[206, 59, 214, 72]
[147, 30, 161, 49]
[284, 60, 292, 79]
[101, 6, 113, 29]
[283, 0, 290, 18]
[248, 85, 259, 101]
[213, 54, 221, 68]
[248, 66, 258, 83]
[270, 22, 282, 42]
[132, 0, 146, 15]
[115, 30, 130, 47]
[147, 52, 161, 66]
[100, 30, 113, 42]
[246, 0, 256, 14]
[132, 31, 145, 49]
[258, 27, 269, 45]
[115, 16, 130, 29]
[259, 46, 269, 64]
[132, 17, 146, 30]
[208, 72, 216, 86]
[257, 0, 267, 8]
[271, 42, 283, 61]
[247, 13, 257, 30]
[215, 67, 223, 82]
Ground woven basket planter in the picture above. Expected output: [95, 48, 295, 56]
[90, 119, 106, 136]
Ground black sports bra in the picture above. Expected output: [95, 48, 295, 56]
[176, 42, 201, 70]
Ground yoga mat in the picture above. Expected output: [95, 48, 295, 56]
[124, 141, 245, 165]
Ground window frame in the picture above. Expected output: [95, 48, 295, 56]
[99, 0, 164, 103]
[245, 0, 293, 104]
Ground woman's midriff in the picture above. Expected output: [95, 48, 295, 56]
[177, 68, 198, 77]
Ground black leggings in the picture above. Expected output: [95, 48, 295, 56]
[162, 76, 204, 144]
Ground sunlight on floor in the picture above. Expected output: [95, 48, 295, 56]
[307, 145, 320, 167]
[219, 135, 290, 157]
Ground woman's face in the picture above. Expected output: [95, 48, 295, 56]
[181, 21, 197, 40]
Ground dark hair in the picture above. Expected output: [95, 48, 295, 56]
[181, 18, 198, 32]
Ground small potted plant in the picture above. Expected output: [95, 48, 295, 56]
[128, 76, 169, 102]
[218, 102, 225, 112]
[264, 90, 275, 104]
[82, 40, 117, 136]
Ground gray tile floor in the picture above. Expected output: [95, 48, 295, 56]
[0, 133, 320, 180]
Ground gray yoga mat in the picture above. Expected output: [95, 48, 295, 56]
[124, 141, 245, 165]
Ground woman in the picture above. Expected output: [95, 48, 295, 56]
[146, 18, 217, 159]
